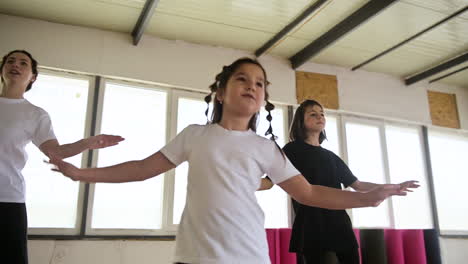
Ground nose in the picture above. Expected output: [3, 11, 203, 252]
[246, 80, 256, 91]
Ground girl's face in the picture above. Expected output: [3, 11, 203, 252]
[1, 52, 36, 90]
[303, 105, 326, 134]
[217, 63, 266, 118]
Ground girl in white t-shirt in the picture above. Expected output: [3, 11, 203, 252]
[51, 58, 412, 264]
[0, 50, 124, 264]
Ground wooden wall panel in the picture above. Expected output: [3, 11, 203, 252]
[295, 71, 339, 109]
[427, 90, 460, 129]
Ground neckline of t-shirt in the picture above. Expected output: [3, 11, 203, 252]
[213, 123, 254, 136]
[0, 97, 26, 104]
[300, 140, 322, 149]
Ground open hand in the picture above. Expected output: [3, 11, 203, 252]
[398, 180, 420, 192]
[87, 134, 124, 150]
[48, 156, 81, 181]
[367, 184, 408, 207]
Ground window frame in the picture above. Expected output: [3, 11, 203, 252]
[84, 78, 173, 236]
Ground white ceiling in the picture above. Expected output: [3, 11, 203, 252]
[0, 0, 467, 88]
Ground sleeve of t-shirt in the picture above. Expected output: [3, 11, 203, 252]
[32, 110, 57, 147]
[160, 125, 194, 166]
[264, 141, 300, 185]
[334, 153, 358, 187]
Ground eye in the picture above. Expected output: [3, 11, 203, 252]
[21, 61, 28, 66]
[236, 76, 246, 81]
[256, 82, 264, 88]
[6, 59, 14, 64]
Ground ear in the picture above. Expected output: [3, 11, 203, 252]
[30, 74, 37, 83]
[215, 90, 224, 104]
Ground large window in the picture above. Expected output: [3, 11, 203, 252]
[385, 124, 432, 229]
[343, 117, 433, 229]
[428, 129, 468, 235]
[344, 119, 391, 228]
[89, 81, 168, 234]
[24, 72, 90, 234]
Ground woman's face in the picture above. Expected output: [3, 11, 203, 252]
[1, 52, 36, 91]
[303, 104, 326, 134]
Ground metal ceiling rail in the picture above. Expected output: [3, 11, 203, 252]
[352, 5, 468, 71]
[429, 65, 468, 84]
[405, 52, 468, 85]
[289, 0, 397, 69]
[254, 0, 328, 57]
[132, 0, 160, 46]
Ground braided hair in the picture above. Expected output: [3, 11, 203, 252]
[204, 57, 281, 146]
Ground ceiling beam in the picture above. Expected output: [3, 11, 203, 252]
[254, 0, 328, 57]
[429, 65, 468, 84]
[405, 52, 468, 85]
[289, 0, 397, 69]
[131, 0, 160, 46]
[352, 5, 468, 71]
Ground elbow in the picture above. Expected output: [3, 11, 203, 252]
[135, 160, 160, 181]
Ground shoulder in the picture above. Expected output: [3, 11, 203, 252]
[24, 100, 48, 115]
[283, 140, 302, 152]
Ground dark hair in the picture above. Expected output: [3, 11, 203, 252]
[289, 99, 327, 144]
[1, 50, 38, 92]
[204, 57, 281, 146]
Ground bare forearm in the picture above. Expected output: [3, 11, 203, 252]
[55, 139, 90, 158]
[75, 160, 157, 183]
[352, 181, 380, 192]
[297, 185, 369, 210]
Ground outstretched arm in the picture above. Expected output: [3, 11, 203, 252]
[350, 180, 419, 193]
[40, 134, 124, 159]
[278, 175, 410, 210]
[50, 151, 175, 183]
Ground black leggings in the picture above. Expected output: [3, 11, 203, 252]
[0, 202, 28, 264]
[297, 248, 360, 264]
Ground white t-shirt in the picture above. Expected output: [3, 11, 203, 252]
[0, 97, 56, 203]
[161, 124, 299, 264]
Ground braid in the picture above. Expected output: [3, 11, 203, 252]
[204, 91, 213, 124]
[204, 70, 225, 123]
[264, 100, 285, 158]
[264, 100, 277, 140]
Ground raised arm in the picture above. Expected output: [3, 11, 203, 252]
[40, 134, 124, 159]
[350, 180, 420, 193]
[278, 175, 410, 210]
[50, 151, 175, 183]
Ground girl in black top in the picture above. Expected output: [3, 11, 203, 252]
[283, 100, 419, 264]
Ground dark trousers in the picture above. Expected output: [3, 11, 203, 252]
[297, 248, 360, 264]
[0, 202, 29, 264]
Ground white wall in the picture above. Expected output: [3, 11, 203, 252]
[2, 14, 468, 264]
[29, 240, 176, 264]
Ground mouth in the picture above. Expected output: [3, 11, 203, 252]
[9, 70, 20, 75]
[242, 94, 256, 100]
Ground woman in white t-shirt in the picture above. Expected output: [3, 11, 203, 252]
[0, 50, 124, 264]
[51, 58, 412, 264]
